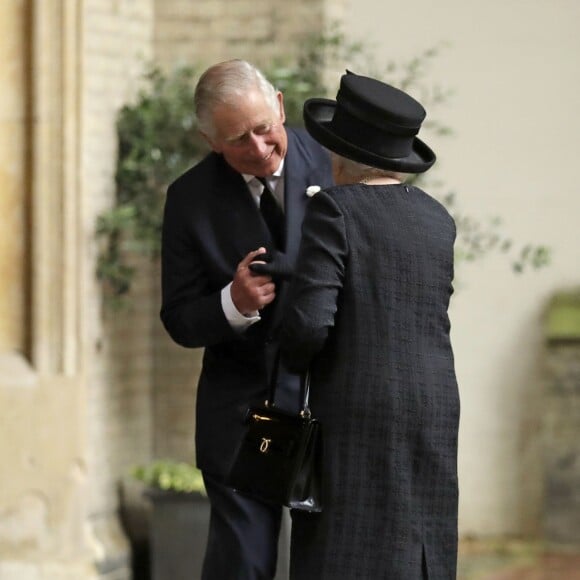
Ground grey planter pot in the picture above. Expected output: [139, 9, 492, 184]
[146, 489, 291, 580]
[146, 489, 210, 580]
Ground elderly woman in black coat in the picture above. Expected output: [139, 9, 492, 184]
[278, 72, 460, 579]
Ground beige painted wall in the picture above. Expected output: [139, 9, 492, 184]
[344, 0, 580, 536]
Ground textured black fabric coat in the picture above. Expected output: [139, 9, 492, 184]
[160, 127, 332, 479]
[280, 183, 460, 580]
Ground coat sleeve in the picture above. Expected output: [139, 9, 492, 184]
[160, 183, 238, 348]
[280, 191, 347, 372]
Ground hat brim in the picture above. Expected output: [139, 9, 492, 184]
[304, 98, 436, 174]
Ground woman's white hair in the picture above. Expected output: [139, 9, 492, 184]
[194, 59, 280, 139]
[332, 152, 408, 182]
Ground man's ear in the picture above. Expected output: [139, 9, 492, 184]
[276, 91, 286, 124]
[200, 130, 222, 153]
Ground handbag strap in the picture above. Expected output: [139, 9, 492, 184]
[301, 368, 312, 419]
[266, 349, 312, 418]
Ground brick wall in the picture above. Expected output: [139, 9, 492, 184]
[151, 262, 200, 461]
[153, 0, 326, 70]
[81, 1, 155, 576]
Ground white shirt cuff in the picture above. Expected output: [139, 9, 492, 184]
[221, 282, 260, 331]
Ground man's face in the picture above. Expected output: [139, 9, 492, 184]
[206, 89, 287, 177]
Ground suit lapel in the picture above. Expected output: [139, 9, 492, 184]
[210, 155, 272, 261]
[283, 129, 315, 262]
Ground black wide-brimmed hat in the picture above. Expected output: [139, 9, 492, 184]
[303, 71, 435, 173]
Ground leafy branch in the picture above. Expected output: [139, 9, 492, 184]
[96, 65, 207, 302]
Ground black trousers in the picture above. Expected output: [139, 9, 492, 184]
[202, 472, 283, 580]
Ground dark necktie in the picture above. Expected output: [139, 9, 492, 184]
[257, 177, 285, 250]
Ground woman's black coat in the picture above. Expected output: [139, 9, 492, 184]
[280, 183, 460, 580]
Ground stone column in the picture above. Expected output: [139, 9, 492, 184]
[0, 1, 108, 578]
[0, 0, 29, 355]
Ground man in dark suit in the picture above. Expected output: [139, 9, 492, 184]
[160, 59, 332, 580]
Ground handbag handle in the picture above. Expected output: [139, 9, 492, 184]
[266, 349, 312, 418]
[301, 369, 312, 419]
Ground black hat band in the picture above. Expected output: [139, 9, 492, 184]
[336, 85, 423, 133]
[329, 106, 417, 159]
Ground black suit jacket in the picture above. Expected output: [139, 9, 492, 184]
[160, 127, 332, 478]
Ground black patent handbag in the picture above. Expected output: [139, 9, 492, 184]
[226, 362, 322, 512]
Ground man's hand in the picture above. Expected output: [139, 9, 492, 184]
[231, 248, 276, 315]
[248, 250, 294, 281]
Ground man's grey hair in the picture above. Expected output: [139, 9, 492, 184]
[332, 152, 408, 182]
[194, 59, 280, 139]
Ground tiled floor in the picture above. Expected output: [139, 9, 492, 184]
[458, 539, 580, 580]
[482, 554, 580, 580]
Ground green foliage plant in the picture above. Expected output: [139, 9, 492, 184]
[96, 65, 207, 302]
[132, 459, 206, 495]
